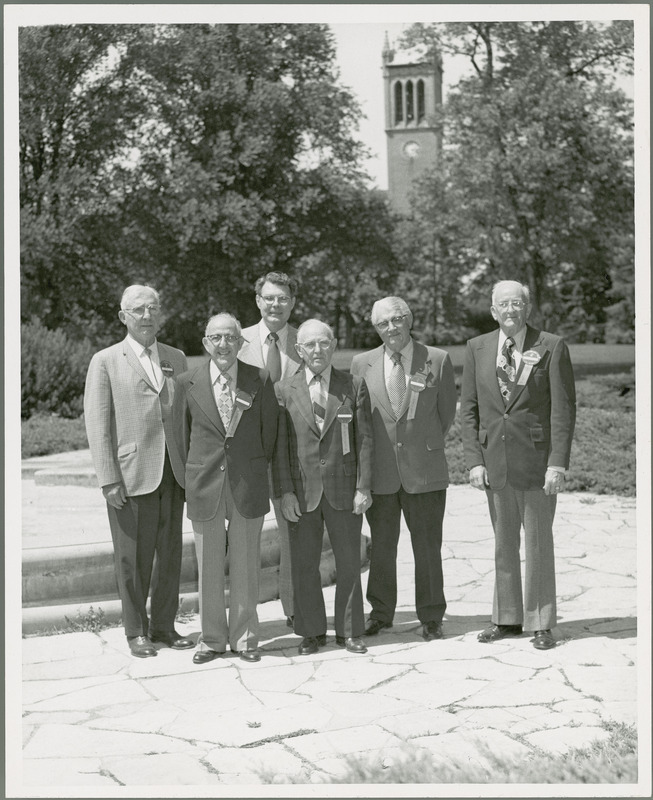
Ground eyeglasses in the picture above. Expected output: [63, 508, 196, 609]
[124, 304, 161, 317]
[206, 333, 240, 345]
[375, 314, 409, 331]
[259, 295, 292, 306]
[495, 300, 526, 310]
[298, 339, 333, 351]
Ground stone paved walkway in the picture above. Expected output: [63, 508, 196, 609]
[12, 453, 646, 794]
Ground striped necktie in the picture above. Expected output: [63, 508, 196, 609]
[311, 374, 326, 430]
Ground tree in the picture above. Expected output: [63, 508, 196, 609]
[396, 21, 634, 342]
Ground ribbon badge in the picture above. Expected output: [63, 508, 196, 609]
[407, 371, 428, 421]
[516, 350, 542, 386]
[160, 360, 174, 378]
[337, 406, 354, 455]
[235, 391, 254, 411]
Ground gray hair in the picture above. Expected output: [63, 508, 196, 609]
[120, 284, 161, 310]
[371, 296, 412, 325]
[204, 312, 242, 337]
[491, 281, 530, 306]
[297, 319, 335, 341]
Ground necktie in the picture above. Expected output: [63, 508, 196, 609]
[266, 331, 282, 383]
[217, 373, 233, 427]
[142, 347, 160, 390]
[311, 374, 326, 430]
[388, 352, 406, 417]
[497, 337, 516, 405]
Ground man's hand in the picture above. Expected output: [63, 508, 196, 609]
[353, 489, 372, 515]
[544, 468, 565, 496]
[281, 492, 301, 523]
[102, 482, 127, 509]
[469, 465, 489, 491]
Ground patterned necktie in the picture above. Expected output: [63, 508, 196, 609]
[388, 351, 406, 417]
[217, 373, 233, 427]
[497, 337, 516, 405]
[142, 347, 160, 390]
[311, 374, 326, 430]
[266, 331, 282, 383]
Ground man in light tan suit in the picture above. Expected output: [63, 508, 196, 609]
[239, 271, 302, 626]
[84, 285, 193, 658]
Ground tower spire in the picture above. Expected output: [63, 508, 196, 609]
[382, 31, 394, 63]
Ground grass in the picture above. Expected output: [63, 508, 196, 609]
[22, 413, 88, 458]
[270, 721, 637, 784]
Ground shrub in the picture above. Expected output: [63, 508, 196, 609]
[21, 413, 88, 458]
[22, 317, 94, 418]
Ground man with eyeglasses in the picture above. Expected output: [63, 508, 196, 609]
[239, 272, 302, 629]
[173, 313, 279, 664]
[460, 280, 576, 650]
[273, 319, 373, 656]
[84, 285, 193, 658]
[350, 297, 457, 642]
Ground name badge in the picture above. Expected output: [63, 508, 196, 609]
[235, 391, 253, 410]
[522, 350, 541, 366]
[407, 374, 427, 420]
[160, 361, 174, 378]
[337, 407, 353, 455]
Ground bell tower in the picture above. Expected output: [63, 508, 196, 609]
[383, 34, 443, 214]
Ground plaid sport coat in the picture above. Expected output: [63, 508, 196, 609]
[84, 337, 187, 496]
[273, 367, 373, 513]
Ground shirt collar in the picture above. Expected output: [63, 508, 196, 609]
[259, 320, 288, 348]
[210, 359, 238, 385]
[305, 364, 331, 387]
[384, 339, 413, 368]
[498, 327, 527, 352]
[126, 335, 158, 358]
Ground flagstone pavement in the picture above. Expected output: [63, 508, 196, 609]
[13, 452, 647, 795]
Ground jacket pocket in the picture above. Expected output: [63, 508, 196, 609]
[117, 442, 137, 459]
[529, 426, 546, 442]
[478, 429, 488, 445]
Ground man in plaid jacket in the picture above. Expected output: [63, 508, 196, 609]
[84, 285, 193, 658]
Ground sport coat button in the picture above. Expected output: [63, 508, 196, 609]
[397, 442, 403, 447]
[320, 459, 326, 465]
[501, 435, 505, 440]
[504, 413, 509, 419]
[220, 465, 225, 471]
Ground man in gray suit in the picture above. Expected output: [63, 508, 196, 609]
[239, 271, 302, 626]
[84, 285, 193, 658]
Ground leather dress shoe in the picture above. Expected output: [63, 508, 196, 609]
[533, 630, 556, 650]
[150, 630, 195, 650]
[364, 619, 392, 636]
[286, 616, 294, 628]
[127, 635, 157, 658]
[477, 623, 523, 643]
[192, 648, 224, 664]
[298, 634, 327, 655]
[335, 636, 368, 654]
[422, 621, 444, 641]
[238, 649, 261, 663]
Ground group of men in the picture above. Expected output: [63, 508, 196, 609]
[84, 275, 576, 664]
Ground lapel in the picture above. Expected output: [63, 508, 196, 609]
[225, 361, 261, 437]
[507, 325, 544, 409]
[479, 330, 505, 409]
[291, 370, 321, 437]
[322, 368, 349, 437]
[395, 341, 429, 418]
[364, 346, 395, 419]
[122, 338, 157, 391]
[188, 361, 225, 436]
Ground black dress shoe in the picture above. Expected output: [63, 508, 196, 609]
[192, 648, 224, 664]
[298, 635, 326, 655]
[335, 636, 368, 654]
[238, 649, 262, 663]
[150, 630, 195, 650]
[477, 623, 523, 643]
[127, 635, 157, 658]
[364, 619, 392, 636]
[533, 630, 555, 650]
[422, 621, 444, 641]
[286, 616, 294, 628]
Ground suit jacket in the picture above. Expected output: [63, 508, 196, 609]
[173, 359, 279, 521]
[274, 367, 373, 513]
[239, 322, 302, 381]
[350, 340, 457, 495]
[84, 338, 187, 496]
[460, 324, 576, 491]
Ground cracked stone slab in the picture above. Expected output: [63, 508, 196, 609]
[203, 742, 307, 782]
[22, 632, 104, 663]
[22, 757, 116, 787]
[103, 752, 223, 785]
[525, 725, 611, 754]
[24, 677, 151, 711]
[286, 724, 404, 763]
[414, 728, 531, 773]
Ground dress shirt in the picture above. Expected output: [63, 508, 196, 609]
[126, 335, 163, 390]
[383, 340, 414, 396]
[209, 359, 238, 409]
[496, 327, 527, 370]
[258, 321, 290, 371]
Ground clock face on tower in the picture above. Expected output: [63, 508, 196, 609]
[403, 141, 420, 160]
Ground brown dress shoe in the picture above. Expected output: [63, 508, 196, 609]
[335, 636, 368, 654]
[127, 635, 157, 658]
[192, 648, 224, 665]
[477, 623, 523, 643]
[422, 621, 444, 641]
[364, 619, 392, 636]
[533, 630, 556, 650]
[298, 635, 326, 655]
[150, 630, 195, 650]
[238, 649, 261, 663]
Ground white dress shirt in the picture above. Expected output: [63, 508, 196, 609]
[126, 335, 163, 390]
[209, 359, 238, 408]
[496, 327, 527, 369]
